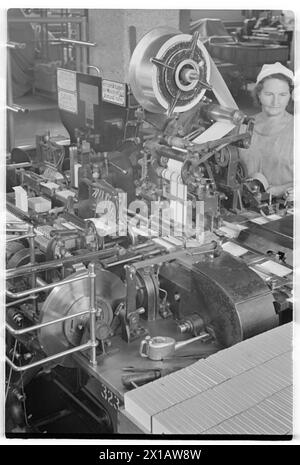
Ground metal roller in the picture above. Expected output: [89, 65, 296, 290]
[129, 27, 211, 115]
[38, 269, 126, 367]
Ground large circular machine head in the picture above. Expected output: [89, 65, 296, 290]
[38, 269, 126, 367]
[129, 27, 211, 116]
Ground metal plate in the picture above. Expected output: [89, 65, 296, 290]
[38, 269, 126, 367]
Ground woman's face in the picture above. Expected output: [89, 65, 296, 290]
[258, 78, 291, 117]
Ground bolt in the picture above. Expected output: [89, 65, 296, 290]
[174, 292, 181, 302]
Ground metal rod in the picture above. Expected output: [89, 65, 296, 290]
[105, 249, 163, 269]
[33, 409, 72, 428]
[7, 41, 26, 49]
[6, 234, 33, 243]
[6, 228, 29, 233]
[36, 276, 47, 288]
[81, 19, 88, 73]
[28, 225, 36, 291]
[5, 342, 92, 372]
[6, 273, 88, 300]
[53, 379, 108, 427]
[6, 247, 118, 279]
[7, 31, 14, 152]
[8, 17, 86, 24]
[88, 263, 98, 367]
[108, 160, 128, 175]
[7, 162, 31, 168]
[74, 25, 81, 72]
[6, 221, 27, 224]
[58, 38, 96, 47]
[6, 310, 90, 336]
[6, 295, 38, 308]
[6, 105, 29, 113]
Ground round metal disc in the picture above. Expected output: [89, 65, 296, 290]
[38, 269, 126, 367]
[129, 27, 179, 113]
[129, 27, 210, 114]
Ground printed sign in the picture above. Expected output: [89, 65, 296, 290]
[58, 90, 78, 114]
[57, 68, 77, 92]
[102, 79, 127, 107]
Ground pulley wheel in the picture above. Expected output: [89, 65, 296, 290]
[38, 269, 126, 367]
[136, 270, 159, 321]
[129, 27, 211, 115]
[6, 241, 25, 264]
[7, 248, 45, 269]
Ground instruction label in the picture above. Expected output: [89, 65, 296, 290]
[57, 68, 78, 114]
[102, 79, 127, 107]
[58, 90, 78, 114]
[57, 68, 77, 92]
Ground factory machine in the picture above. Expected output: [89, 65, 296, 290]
[5, 27, 293, 435]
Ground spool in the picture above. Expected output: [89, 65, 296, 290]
[129, 27, 211, 115]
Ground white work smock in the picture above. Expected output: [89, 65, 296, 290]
[239, 112, 294, 187]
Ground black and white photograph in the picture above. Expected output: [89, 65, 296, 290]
[1, 4, 297, 445]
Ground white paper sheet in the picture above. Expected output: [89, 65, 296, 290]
[222, 241, 248, 257]
[256, 260, 292, 277]
[266, 214, 282, 221]
[250, 216, 269, 225]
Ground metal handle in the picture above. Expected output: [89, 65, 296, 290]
[139, 339, 149, 358]
[174, 333, 210, 350]
[87, 65, 101, 77]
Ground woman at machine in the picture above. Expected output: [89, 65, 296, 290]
[239, 62, 294, 198]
